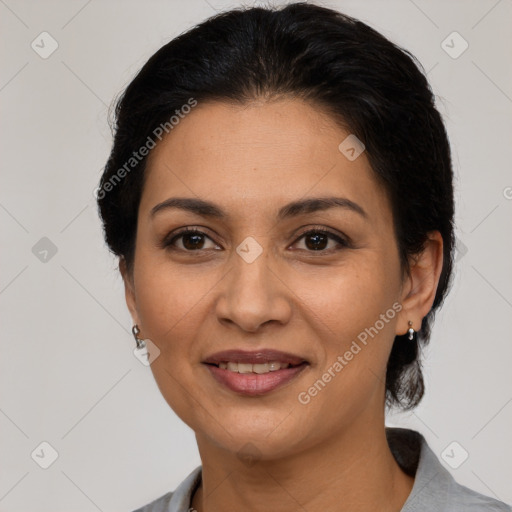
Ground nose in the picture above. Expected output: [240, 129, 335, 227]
[214, 244, 292, 333]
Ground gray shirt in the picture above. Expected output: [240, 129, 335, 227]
[132, 427, 511, 511]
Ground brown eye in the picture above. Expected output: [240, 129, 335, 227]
[163, 228, 220, 251]
[293, 228, 348, 252]
[180, 231, 207, 250]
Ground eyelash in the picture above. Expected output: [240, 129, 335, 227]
[160, 226, 350, 254]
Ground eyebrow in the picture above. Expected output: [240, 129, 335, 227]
[150, 196, 368, 221]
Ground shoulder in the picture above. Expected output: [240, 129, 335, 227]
[130, 490, 174, 512]
[415, 475, 512, 511]
[130, 466, 202, 512]
[446, 481, 512, 511]
[386, 427, 511, 512]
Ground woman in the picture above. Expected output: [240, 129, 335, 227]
[97, 3, 511, 511]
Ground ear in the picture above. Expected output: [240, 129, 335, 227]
[119, 257, 139, 325]
[396, 231, 444, 336]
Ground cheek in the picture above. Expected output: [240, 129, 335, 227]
[290, 256, 401, 404]
[290, 255, 400, 342]
[132, 245, 211, 343]
[132, 259, 215, 425]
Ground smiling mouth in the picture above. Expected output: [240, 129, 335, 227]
[205, 361, 305, 374]
[203, 360, 309, 396]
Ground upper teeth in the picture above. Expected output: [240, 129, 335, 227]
[218, 361, 290, 374]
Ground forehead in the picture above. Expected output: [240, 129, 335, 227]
[140, 98, 389, 222]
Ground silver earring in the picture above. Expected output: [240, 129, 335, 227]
[132, 324, 146, 349]
[407, 321, 416, 341]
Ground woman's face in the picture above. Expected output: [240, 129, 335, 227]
[123, 98, 412, 460]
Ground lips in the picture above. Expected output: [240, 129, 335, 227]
[202, 349, 309, 396]
[202, 349, 307, 366]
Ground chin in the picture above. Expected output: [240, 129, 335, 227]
[196, 414, 313, 460]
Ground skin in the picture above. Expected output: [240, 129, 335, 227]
[121, 97, 444, 512]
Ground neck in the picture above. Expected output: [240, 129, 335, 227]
[191, 415, 414, 512]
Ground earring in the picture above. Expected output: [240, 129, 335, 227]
[407, 321, 416, 341]
[132, 324, 146, 349]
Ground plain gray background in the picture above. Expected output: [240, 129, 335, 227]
[1, 0, 511, 510]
